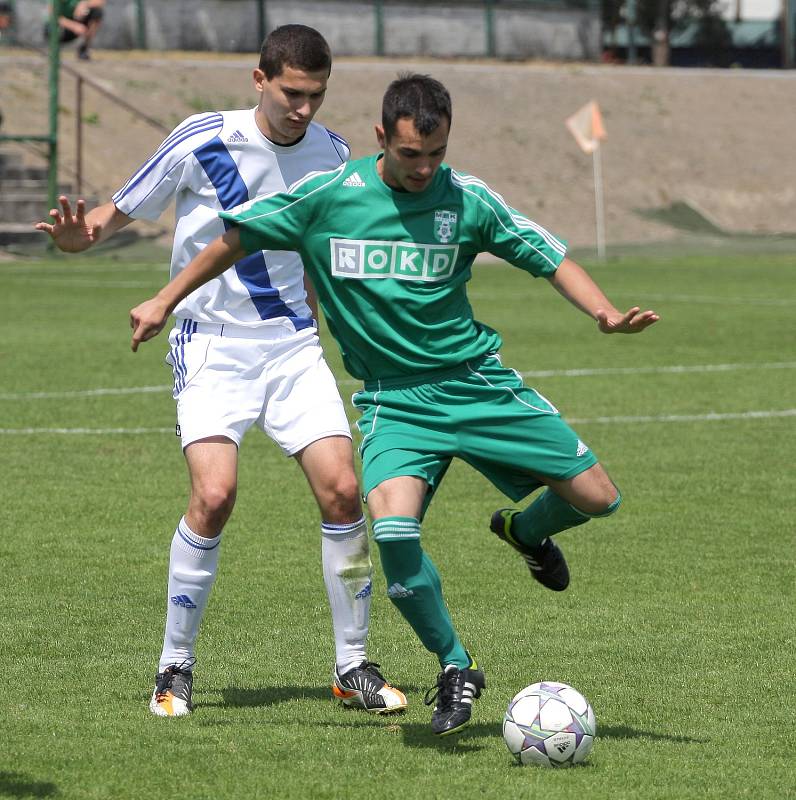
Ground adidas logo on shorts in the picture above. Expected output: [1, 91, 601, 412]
[227, 129, 248, 144]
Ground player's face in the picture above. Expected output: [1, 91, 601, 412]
[376, 117, 449, 193]
[254, 65, 328, 145]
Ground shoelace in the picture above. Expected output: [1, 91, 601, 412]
[155, 658, 195, 695]
[423, 669, 459, 709]
[358, 661, 386, 682]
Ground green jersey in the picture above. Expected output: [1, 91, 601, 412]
[62, 0, 81, 18]
[221, 154, 567, 381]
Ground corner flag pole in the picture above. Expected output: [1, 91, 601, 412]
[592, 142, 606, 261]
[565, 100, 607, 261]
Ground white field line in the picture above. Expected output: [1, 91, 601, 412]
[1, 263, 168, 274]
[610, 291, 792, 307]
[3, 277, 159, 288]
[0, 385, 171, 400]
[338, 361, 796, 386]
[467, 290, 792, 307]
[569, 409, 796, 425]
[517, 361, 796, 379]
[0, 427, 173, 435]
[1, 409, 793, 436]
[2, 361, 794, 400]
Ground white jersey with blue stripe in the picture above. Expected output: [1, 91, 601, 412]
[112, 108, 350, 330]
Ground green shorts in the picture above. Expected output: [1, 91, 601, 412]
[352, 353, 598, 510]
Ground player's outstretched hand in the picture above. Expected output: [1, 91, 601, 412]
[130, 297, 170, 352]
[34, 196, 100, 252]
[596, 306, 660, 334]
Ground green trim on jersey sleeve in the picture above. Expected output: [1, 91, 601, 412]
[220, 163, 347, 255]
[450, 170, 567, 276]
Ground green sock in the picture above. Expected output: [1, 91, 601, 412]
[511, 488, 591, 548]
[373, 517, 470, 669]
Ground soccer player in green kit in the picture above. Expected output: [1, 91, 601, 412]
[130, 73, 660, 737]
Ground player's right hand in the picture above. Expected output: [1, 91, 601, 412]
[34, 196, 101, 252]
[130, 297, 170, 352]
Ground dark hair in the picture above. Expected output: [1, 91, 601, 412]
[258, 24, 332, 79]
[382, 73, 452, 140]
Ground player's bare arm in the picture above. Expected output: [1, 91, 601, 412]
[548, 257, 660, 334]
[34, 196, 132, 252]
[129, 227, 246, 351]
[303, 275, 320, 321]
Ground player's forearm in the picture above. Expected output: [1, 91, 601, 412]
[548, 257, 619, 320]
[154, 229, 245, 315]
[86, 202, 132, 244]
[303, 274, 319, 320]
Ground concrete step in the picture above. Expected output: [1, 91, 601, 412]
[0, 164, 49, 182]
[0, 192, 97, 225]
[0, 178, 73, 193]
[1, 192, 55, 224]
[0, 223, 44, 246]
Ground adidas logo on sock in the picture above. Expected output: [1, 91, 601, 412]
[170, 594, 197, 609]
[576, 439, 589, 457]
[227, 129, 248, 143]
[342, 171, 366, 187]
[387, 582, 414, 599]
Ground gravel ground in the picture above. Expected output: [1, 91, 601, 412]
[2, 49, 795, 249]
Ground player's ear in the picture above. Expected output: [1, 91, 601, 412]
[375, 124, 386, 149]
[253, 68, 266, 93]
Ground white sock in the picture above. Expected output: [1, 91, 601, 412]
[157, 516, 222, 673]
[321, 516, 371, 674]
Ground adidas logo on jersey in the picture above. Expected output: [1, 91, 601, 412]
[227, 129, 248, 144]
[170, 594, 197, 609]
[342, 171, 366, 187]
[576, 440, 589, 457]
[387, 582, 414, 599]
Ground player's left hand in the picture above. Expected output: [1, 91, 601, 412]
[595, 306, 660, 334]
[129, 297, 170, 351]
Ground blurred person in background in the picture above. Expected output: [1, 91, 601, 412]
[45, 0, 105, 60]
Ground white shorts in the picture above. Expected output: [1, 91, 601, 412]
[165, 319, 351, 454]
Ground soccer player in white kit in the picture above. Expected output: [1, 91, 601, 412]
[35, 25, 406, 717]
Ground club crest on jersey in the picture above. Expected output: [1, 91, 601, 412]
[433, 210, 457, 243]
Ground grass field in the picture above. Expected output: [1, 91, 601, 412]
[1, 246, 794, 800]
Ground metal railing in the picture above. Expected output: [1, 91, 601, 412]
[0, 3, 60, 219]
[63, 59, 169, 196]
[0, 2, 170, 222]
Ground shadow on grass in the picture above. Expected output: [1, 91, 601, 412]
[599, 724, 708, 744]
[399, 721, 503, 752]
[0, 771, 59, 798]
[212, 685, 424, 709]
[398, 722, 705, 754]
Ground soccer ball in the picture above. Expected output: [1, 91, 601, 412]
[502, 681, 596, 767]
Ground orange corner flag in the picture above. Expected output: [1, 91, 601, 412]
[565, 101, 606, 154]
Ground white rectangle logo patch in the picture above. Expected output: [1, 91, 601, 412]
[330, 239, 458, 281]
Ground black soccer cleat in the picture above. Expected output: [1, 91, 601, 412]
[424, 662, 485, 736]
[490, 508, 570, 591]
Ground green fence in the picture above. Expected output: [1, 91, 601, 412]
[0, 0, 60, 220]
[105, 0, 601, 56]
